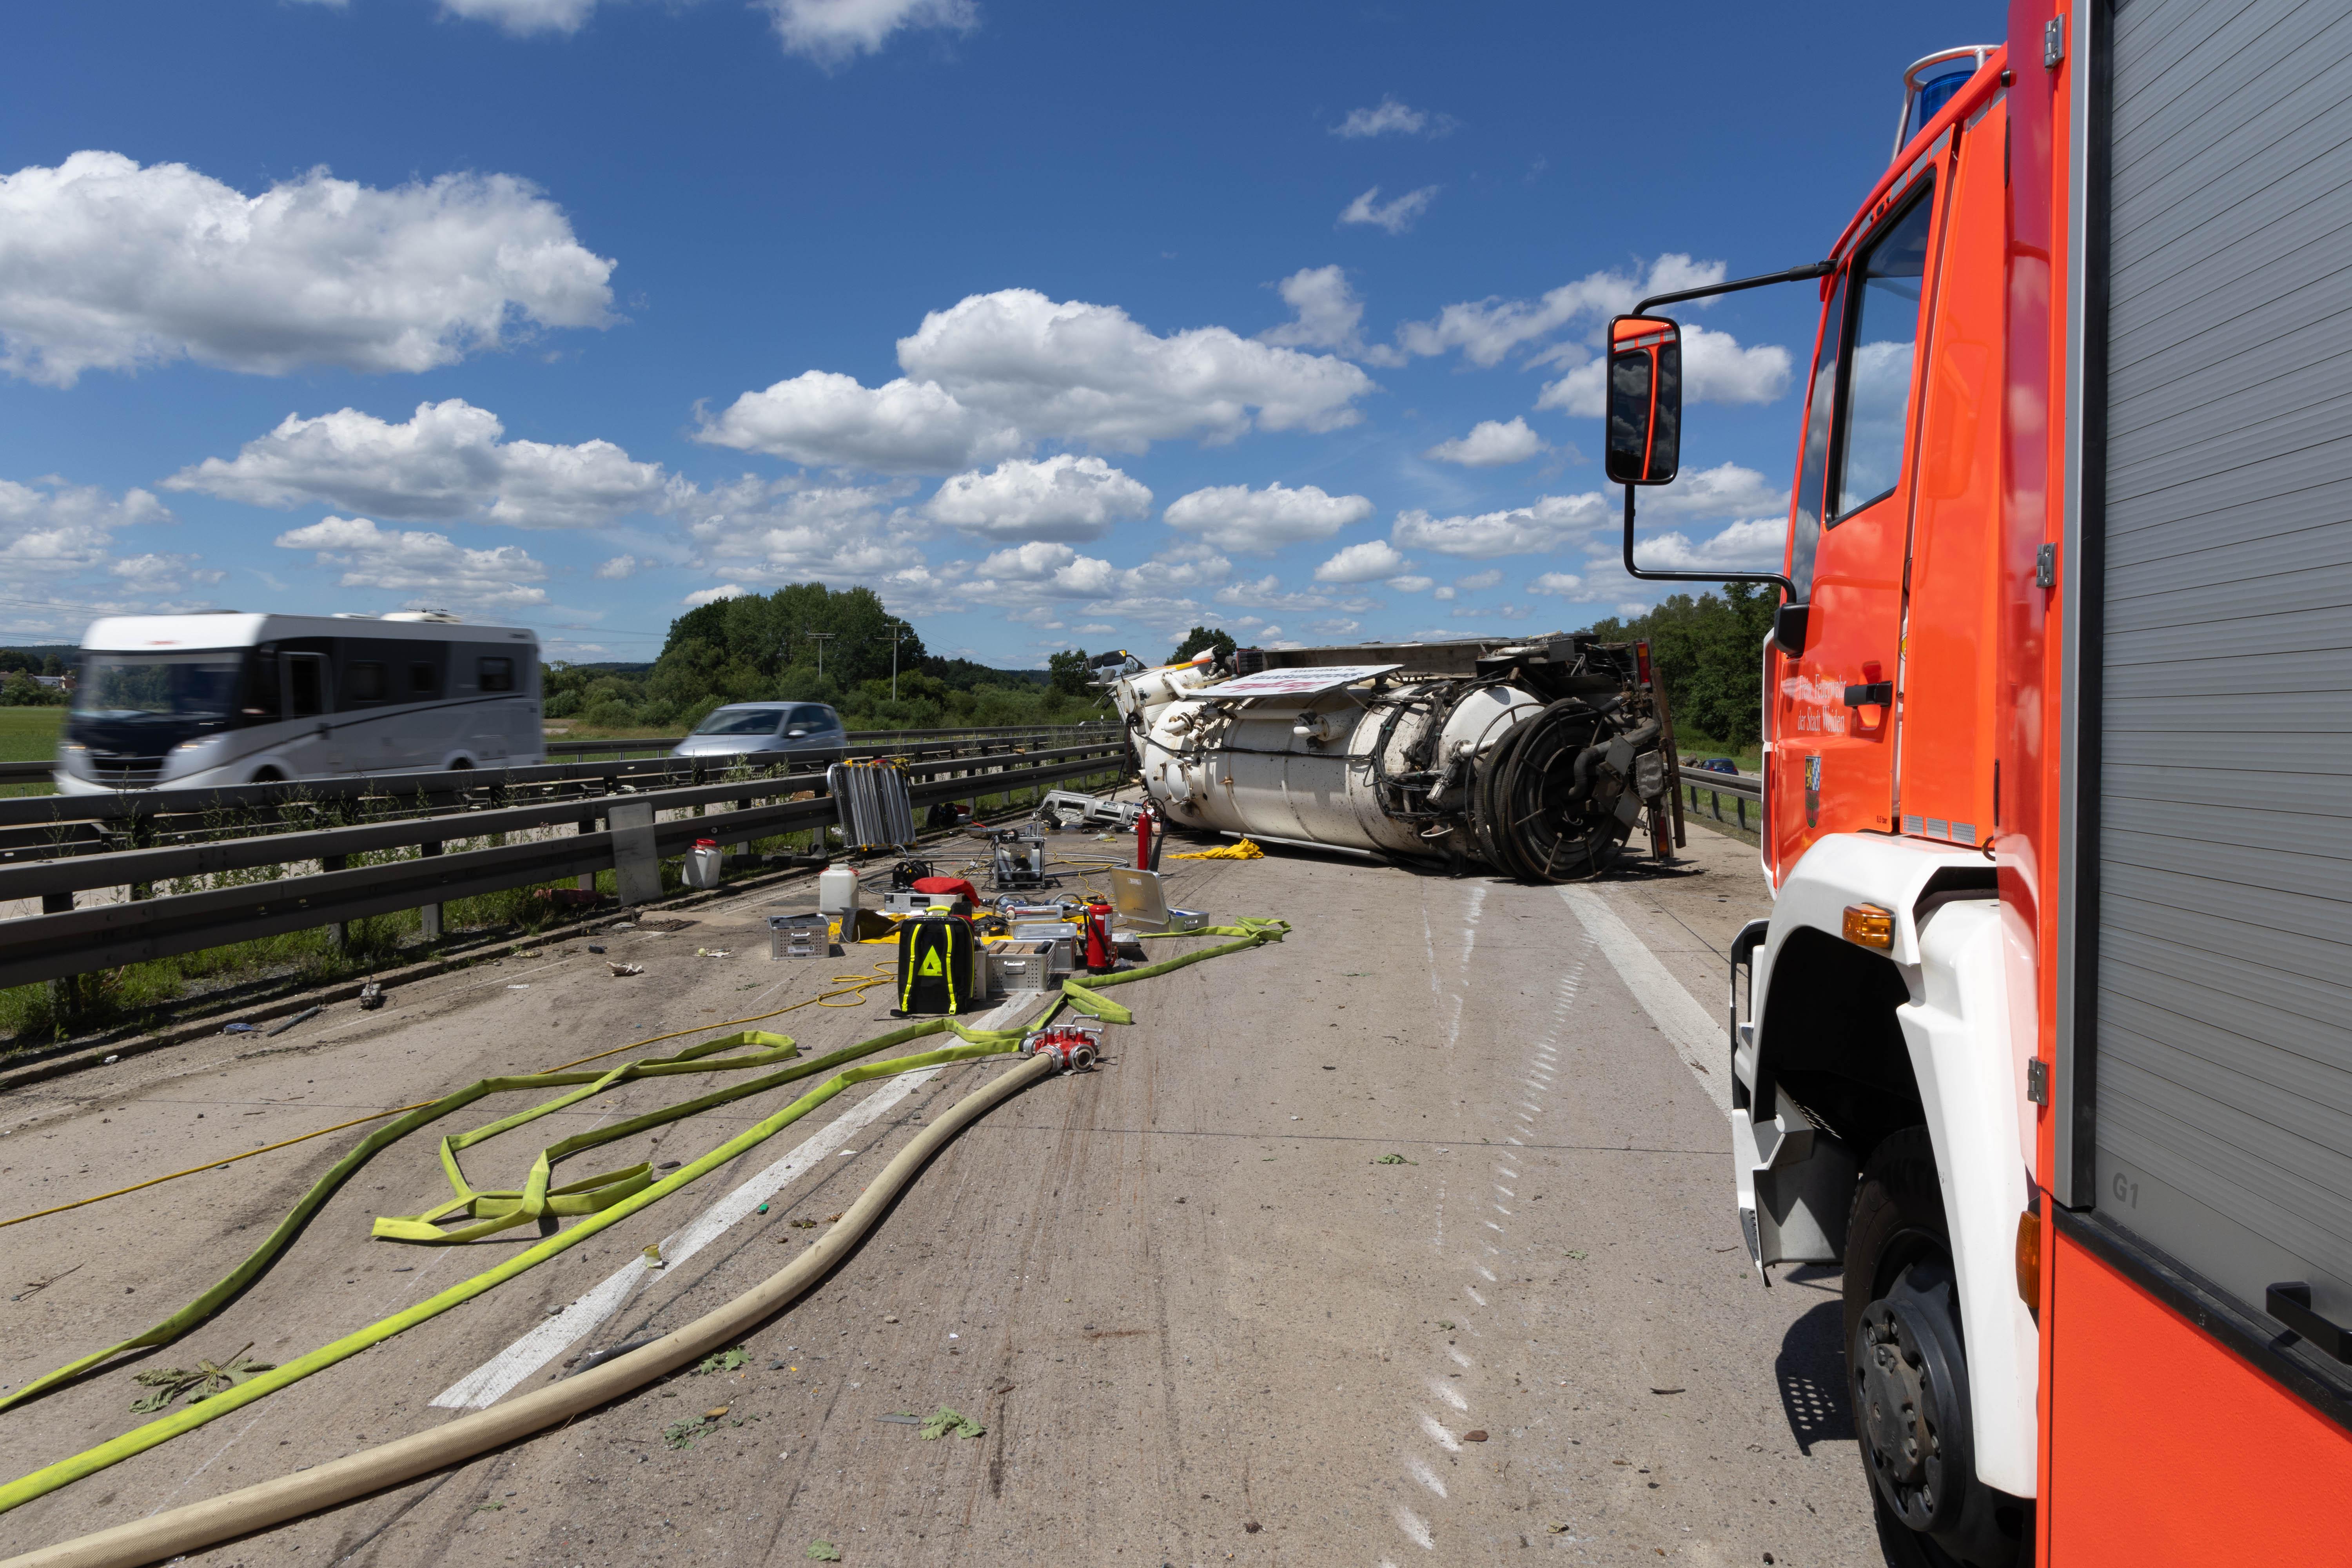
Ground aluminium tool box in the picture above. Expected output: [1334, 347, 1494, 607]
[766, 912, 829, 959]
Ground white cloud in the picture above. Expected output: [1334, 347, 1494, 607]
[684, 584, 751, 606]
[433, 0, 599, 33]
[1314, 538, 1410, 583]
[924, 455, 1152, 543]
[1330, 97, 1452, 138]
[1385, 574, 1434, 592]
[1529, 571, 1584, 595]
[1384, 253, 1721, 369]
[1259, 265, 1364, 355]
[897, 288, 1376, 452]
[274, 515, 549, 606]
[695, 370, 1022, 474]
[1423, 416, 1545, 467]
[1535, 323, 1790, 416]
[167, 399, 676, 527]
[1618, 515, 1785, 572]
[111, 553, 225, 590]
[1453, 569, 1503, 591]
[757, 0, 977, 64]
[0, 476, 173, 575]
[1339, 185, 1439, 236]
[0, 152, 613, 387]
[685, 481, 930, 585]
[1390, 492, 1611, 558]
[595, 554, 638, 580]
[704, 289, 1376, 473]
[1162, 480, 1373, 555]
[1642, 461, 1788, 521]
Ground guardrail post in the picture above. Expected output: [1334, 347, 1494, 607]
[609, 799, 661, 904]
[321, 855, 348, 949]
[419, 841, 443, 940]
[576, 816, 597, 892]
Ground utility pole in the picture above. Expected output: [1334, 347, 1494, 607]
[871, 623, 914, 701]
[800, 629, 838, 680]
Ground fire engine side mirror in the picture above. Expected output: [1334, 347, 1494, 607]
[1773, 603, 1809, 656]
[1604, 315, 1682, 486]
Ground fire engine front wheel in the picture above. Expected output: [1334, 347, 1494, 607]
[1844, 1129, 2032, 1568]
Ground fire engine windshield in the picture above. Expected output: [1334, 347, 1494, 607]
[1833, 189, 1935, 516]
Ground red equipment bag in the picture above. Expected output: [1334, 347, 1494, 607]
[910, 875, 982, 903]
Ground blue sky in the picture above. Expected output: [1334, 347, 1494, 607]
[0, 0, 1995, 666]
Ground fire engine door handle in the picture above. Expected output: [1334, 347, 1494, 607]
[2266, 1283, 2352, 1363]
[1841, 681, 1895, 708]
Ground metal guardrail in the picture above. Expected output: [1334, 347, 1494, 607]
[0, 734, 1087, 863]
[0, 761, 49, 785]
[545, 721, 1113, 759]
[1681, 766, 1762, 831]
[0, 741, 1128, 992]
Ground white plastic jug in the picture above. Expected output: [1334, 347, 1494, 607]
[818, 864, 860, 926]
[684, 838, 724, 891]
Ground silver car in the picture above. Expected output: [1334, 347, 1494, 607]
[670, 702, 847, 762]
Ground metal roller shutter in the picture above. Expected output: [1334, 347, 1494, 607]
[2092, 0, 2352, 1333]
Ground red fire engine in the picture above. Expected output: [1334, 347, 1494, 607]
[1609, 4, 2352, 1562]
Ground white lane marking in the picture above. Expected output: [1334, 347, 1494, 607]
[1494, 1186, 1514, 1198]
[1464, 1286, 1486, 1305]
[430, 993, 1045, 1410]
[1429, 1379, 1469, 1411]
[1557, 885, 1733, 1116]
[1445, 1345, 1473, 1368]
[1419, 1412, 1463, 1452]
[1493, 1204, 1512, 1215]
[430, 1067, 939, 1410]
[1474, 1264, 1497, 1281]
[1394, 1506, 1437, 1551]
[1494, 1165, 1518, 1178]
[1501, 1138, 1523, 1147]
[1407, 1457, 1449, 1498]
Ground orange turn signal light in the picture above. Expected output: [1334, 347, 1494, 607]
[2016, 1201, 2043, 1317]
[1842, 902, 1895, 949]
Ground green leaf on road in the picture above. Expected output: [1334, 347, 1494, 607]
[807, 1541, 843, 1560]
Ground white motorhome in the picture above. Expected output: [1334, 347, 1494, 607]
[55, 612, 543, 794]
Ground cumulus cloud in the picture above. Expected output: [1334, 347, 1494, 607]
[685, 480, 930, 585]
[758, 0, 977, 64]
[595, 554, 638, 579]
[274, 515, 549, 606]
[1529, 571, 1584, 595]
[1620, 515, 1786, 572]
[1536, 323, 1791, 416]
[1390, 492, 1612, 559]
[1339, 185, 1439, 235]
[1259, 265, 1364, 355]
[896, 289, 1375, 450]
[1423, 416, 1546, 467]
[695, 370, 1022, 474]
[684, 583, 750, 606]
[112, 552, 225, 589]
[702, 289, 1375, 473]
[1385, 574, 1434, 592]
[431, 0, 599, 33]
[0, 476, 173, 576]
[1314, 538, 1410, 583]
[167, 399, 676, 528]
[1162, 480, 1372, 555]
[924, 455, 1151, 542]
[1330, 97, 1453, 138]
[0, 152, 614, 387]
[1382, 253, 1722, 369]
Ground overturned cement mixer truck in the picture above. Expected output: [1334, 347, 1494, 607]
[1096, 635, 1684, 882]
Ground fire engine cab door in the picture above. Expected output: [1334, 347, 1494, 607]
[1770, 176, 1942, 869]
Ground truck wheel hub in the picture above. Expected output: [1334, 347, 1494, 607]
[1851, 1260, 1973, 1535]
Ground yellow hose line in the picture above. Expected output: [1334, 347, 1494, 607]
[0, 1052, 1059, 1568]
[0, 963, 898, 1233]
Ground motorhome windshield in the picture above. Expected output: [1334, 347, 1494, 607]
[71, 652, 245, 720]
[692, 707, 786, 736]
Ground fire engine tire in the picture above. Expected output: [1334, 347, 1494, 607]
[1844, 1128, 2031, 1568]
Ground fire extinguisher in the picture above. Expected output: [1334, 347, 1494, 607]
[1082, 899, 1116, 974]
[1134, 808, 1153, 870]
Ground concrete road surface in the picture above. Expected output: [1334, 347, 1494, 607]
[0, 820, 1875, 1566]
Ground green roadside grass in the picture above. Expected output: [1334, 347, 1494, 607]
[0, 707, 62, 797]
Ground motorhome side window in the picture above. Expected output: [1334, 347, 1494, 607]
[479, 656, 515, 692]
[410, 661, 440, 696]
[1829, 184, 1935, 522]
[348, 661, 387, 702]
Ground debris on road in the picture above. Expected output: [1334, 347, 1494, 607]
[1170, 837, 1264, 860]
[1463, 1429, 1488, 1442]
[11, 1264, 83, 1302]
[1374, 1153, 1416, 1165]
[693, 1348, 749, 1376]
[807, 1543, 842, 1562]
[263, 1006, 320, 1038]
[358, 980, 384, 1011]
[877, 1412, 924, 1426]
[918, 1406, 985, 1439]
[220, 1022, 258, 1034]
[606, 961, 645, 976]
[695, 947, 732, 958]
[130, 1344, 274, 1413]
[642, 1245, 664, 1269]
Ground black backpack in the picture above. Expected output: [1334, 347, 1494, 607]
[892, 913, 976, 1016]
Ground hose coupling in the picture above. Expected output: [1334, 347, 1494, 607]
[1021, 1024, 1103, 1072]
